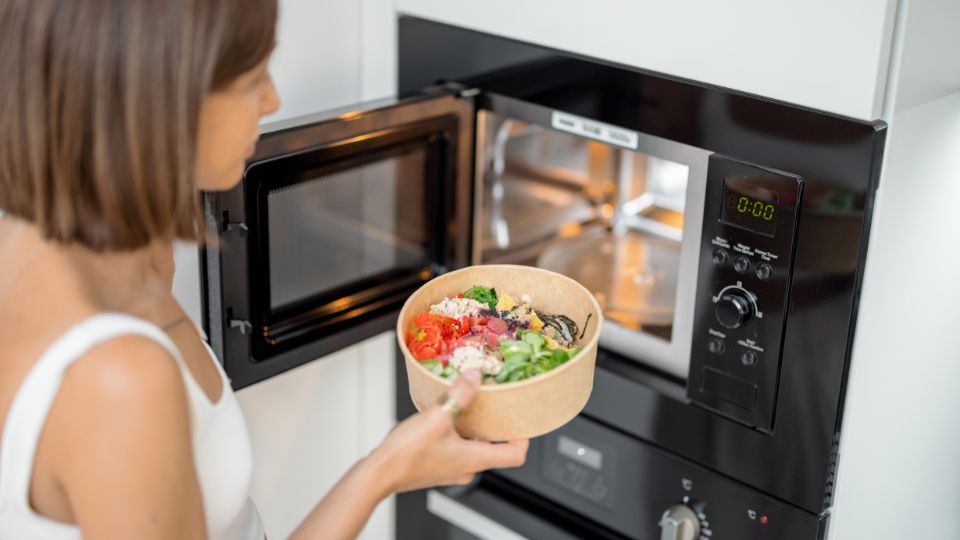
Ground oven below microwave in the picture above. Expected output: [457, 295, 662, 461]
[395, 350, 829, 540]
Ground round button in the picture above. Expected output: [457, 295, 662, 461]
[756, 263, 772, 281]
[711, 248, 729, 266]
[734, 255, 751, 274]
[740, 349, 758, 366]
[715, 289, 755, 329]
[708, 338, 725, 354]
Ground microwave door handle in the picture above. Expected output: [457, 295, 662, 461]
[426, 490, 528, 540]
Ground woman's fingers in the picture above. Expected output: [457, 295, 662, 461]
[459, 438, 529, 471]
[453, 474, 477, 486]
[424, 369, 482, 429]
[446, 369, 481, 409]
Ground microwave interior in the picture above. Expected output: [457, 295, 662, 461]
[473, 109, 710, 380]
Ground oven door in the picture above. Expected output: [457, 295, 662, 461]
[202, 91, 474, 388]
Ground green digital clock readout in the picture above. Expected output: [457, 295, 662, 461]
[720, 179, 779, 237]
[735, 195, 776, 221]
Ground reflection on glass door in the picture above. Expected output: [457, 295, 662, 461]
[267, 146, 430, 311]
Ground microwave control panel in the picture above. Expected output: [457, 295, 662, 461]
[688, 155, 802, 431]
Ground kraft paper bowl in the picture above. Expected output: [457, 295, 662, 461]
[397, 264, 604, 441]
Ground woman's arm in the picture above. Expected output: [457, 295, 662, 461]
[289, 371, 528, 540]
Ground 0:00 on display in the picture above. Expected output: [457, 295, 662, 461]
[737, 196, 775, 221]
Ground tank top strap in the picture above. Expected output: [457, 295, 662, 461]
[0, 312, 184, 511]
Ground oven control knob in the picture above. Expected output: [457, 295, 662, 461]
[715, 289, 754, 329]
[659, 504, 701, 540]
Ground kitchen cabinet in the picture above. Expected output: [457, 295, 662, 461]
[397, 0, 898, 120]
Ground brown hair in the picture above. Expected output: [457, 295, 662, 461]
[0, 0, 277, 251]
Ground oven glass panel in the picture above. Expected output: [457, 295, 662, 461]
[267, 146, 430, 311]
[478, 115, 689, 342]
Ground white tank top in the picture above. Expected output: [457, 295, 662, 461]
[0, 313, 265, 540]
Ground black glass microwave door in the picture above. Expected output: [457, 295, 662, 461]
[246, 114, 459, 359]
[207, 93, 475, 389]
[263, 144, 431, 314]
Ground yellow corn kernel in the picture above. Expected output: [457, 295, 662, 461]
[496, 291, 516, 312]
[530, 311, 545, 332]
[544, 335, 559, 350]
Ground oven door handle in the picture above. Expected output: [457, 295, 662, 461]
[427, 490, 526, 540]
[426, 488, 581, 540]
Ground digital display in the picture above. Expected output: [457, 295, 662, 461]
[720, 178, 779, 237]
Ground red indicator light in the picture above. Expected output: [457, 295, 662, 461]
[760, 515, 769, 525]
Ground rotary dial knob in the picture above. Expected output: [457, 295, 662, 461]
[659, 504, 701, 540]
[715, 288, 755, 329]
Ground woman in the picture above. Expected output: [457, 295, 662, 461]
[0, 1, 528, 539]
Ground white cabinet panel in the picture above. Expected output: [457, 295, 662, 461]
[361, 0, 399, 101]
[237, 344, 366, 540]
[893, 0, 960, 112]
[398, 0, 897, 119]
[172, 241, 202, 326]
[234, 333, 398, 540]
[832, 91, 960, 540]
[358, 332, 399, 540]
[266, 2, 362, 123]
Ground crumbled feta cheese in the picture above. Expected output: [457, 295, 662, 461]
[448, 345, 502, 375]
[430, 297, 484, 319]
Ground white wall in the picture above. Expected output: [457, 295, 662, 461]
[829, 2, 960, 537]
[266, 0, 396, 124]
[236, 333, 396, 540]
[173, 1, 399, 538]
[397, 0, 898, 120]
[830, 89, 960, 540]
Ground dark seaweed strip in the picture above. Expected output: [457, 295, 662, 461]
[579, 313, 592, 341]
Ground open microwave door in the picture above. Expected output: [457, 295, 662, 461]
[202, 91, 475, 389]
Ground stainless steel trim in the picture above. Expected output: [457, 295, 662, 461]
[426, 490, 528, 540]
[258, 95, 399, 135]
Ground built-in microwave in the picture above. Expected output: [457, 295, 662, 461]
[201, 16, 886, 538]
[202, 73, 879, 432]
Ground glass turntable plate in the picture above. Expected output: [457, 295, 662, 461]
[537, 226, 680, 330]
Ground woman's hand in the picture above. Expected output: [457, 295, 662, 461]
[371, 369, 529, 494]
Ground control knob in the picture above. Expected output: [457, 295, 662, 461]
[715, 288, 755, 329]
[659, 504, 701, 540]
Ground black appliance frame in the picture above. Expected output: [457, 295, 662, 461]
[395, 14, 886, 524]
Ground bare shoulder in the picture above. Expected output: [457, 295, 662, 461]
[38, 334, 206, 537]
[60, 334, 189, 409]
[44, 333, 194, 471]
